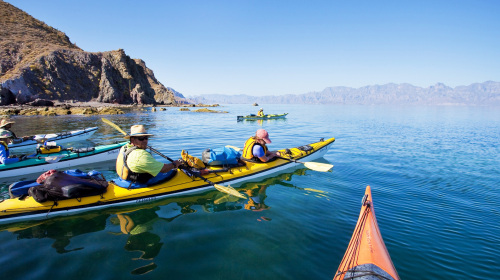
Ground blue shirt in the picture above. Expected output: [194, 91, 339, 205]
[252, 145, 265, 158]
[0, 143, 20, 165]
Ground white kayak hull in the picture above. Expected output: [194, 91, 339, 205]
[1, 143, 124, 179]
[8, 127, 99, 150]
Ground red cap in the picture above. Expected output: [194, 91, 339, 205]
[256, 129, 271, 144]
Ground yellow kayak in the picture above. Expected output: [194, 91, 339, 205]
[0, 137, 334, 225]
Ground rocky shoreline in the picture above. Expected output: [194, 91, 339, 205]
[0, 102, 222, 117]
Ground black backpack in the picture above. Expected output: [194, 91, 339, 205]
[28, 171, 108, 203]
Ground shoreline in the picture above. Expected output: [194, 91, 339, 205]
[0, 101, 221, 117]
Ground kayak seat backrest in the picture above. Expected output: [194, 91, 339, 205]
[113, 169, 177, 189]
[9, 180, 41, 198]
[63, 169, 102, 178]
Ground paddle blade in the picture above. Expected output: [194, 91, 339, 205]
[304, 161, 333, 172]
[213, 184, 247, 199]
[302, 188, 327, 194]
[44, 155, 67, 163]
[225, 145, 242, 152]
[35, 138, 47, 144]
[102, 118, 128, 136]
[214, 193, 240, 204]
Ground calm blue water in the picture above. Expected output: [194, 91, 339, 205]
[0, 104, 499, 279]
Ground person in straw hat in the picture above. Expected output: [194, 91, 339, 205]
[0, 118, 34, 144]
[241, 129, 280, 163]
[116, 125, 183, 186]
[0, 134, 27, 164]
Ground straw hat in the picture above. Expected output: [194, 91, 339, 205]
[124, 125, 154, 139]
[0, 119, 15, 128]
[0, 130, 13, 138]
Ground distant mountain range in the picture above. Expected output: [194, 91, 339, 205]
[187, 81, 500, 106]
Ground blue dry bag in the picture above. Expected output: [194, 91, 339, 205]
[202, 147, 241, 166]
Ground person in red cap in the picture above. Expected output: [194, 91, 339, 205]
[241, 129, 280, 162]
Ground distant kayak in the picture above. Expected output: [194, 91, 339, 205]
[237, 113, 288, 121]
[0, 142, 126, 179]
[8, 127, 99, 150]
[333, 186, 400, 280]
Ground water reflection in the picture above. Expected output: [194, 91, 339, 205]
[6, 213, 109, 254]
[237, 118, 288, 127]
[111, 206, 182, 275]
[0, 167, 314, 274]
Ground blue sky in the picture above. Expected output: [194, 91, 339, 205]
[6, 0, 500, 96]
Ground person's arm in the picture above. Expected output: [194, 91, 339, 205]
[254, 146, 279, 162]
[11, 138, 23, 144]
[0, 149, 19, 165]
[266, 150, 280, 157]
[260, 151, 280, 162]
[22, 135, 34, 141]
[159, 159, 183, 173]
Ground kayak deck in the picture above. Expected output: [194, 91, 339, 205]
[0, 137, 334, 224]
[333, 186, 400, 280]
[8, 127, 98, 150]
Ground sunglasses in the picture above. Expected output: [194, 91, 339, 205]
[135, 136, 149, 141]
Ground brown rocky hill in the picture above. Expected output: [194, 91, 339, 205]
[0, 1, 178, 105]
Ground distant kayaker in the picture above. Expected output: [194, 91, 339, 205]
[257, 108, 264, 117]
[242, 129, 280, 163]
[0, 118, 34, 144]
[0, 136, 27, 164]
[116, 125, 183, 185]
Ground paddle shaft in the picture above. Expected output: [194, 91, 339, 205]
[277, 156, 304, 164]
[101, 118, 244, 197]
[147, 145, 176, 163]
[147, 146, 219, 184]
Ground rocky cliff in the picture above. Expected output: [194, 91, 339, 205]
[0, 1, 178, 105]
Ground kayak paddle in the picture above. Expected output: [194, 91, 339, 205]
[44, 155, 67, 163]
[102, 118, 246, 199]
[278, 157, 333, 172]
[148, 145, 247, 200]
[101, 118, 128, 136]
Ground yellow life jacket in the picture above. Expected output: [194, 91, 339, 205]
[116, 145, 154, 183]
[0, 141, 8, 152]
[116, 145, 133, 180]
[257, 110, 264, 116]
[242, 137, 268, 162]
